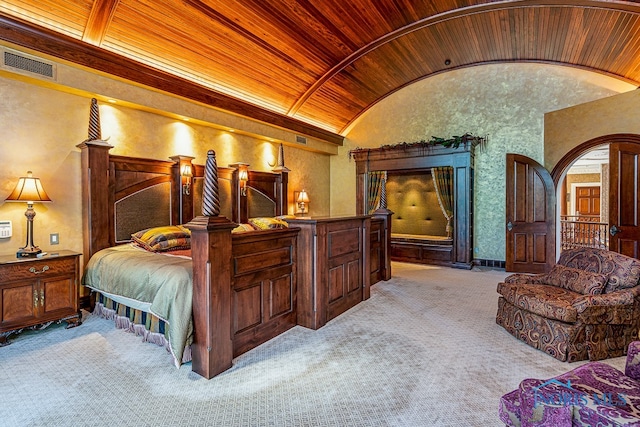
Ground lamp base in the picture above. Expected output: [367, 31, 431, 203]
[17, 246, 42, 258]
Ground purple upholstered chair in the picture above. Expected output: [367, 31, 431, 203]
[499, 341, 640, 426]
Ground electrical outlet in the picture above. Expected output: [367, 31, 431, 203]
[50, 233, 59, 245]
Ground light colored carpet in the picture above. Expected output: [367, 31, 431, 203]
[0, 262, 626, 426]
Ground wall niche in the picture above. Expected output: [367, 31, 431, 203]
[351, 141, 475, 269]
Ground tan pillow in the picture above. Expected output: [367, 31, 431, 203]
[544, 264, 608, 295]
[131, 225, 191, 252]
[232, 223, 257, 233]
[248, 217, 289, 230]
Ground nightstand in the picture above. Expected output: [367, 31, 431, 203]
[0, 250, 81, 345]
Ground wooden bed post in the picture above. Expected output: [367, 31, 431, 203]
[76, 140, 114, 264]
[185, 149, 236, 379]
[186, 215, 236, 379]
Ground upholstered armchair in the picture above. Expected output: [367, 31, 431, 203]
[499, 341, 640, 426]
[496, 247, 640, 362]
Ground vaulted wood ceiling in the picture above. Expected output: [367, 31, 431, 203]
[0, 0, 639, 143]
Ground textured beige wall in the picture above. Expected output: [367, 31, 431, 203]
[545, 89, 640, 171]
[0, 68, 330, 259]
[334, 63, 635, 260]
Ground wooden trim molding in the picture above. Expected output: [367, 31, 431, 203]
[0, 14, 344, 146]
[551, 134, 640, 185]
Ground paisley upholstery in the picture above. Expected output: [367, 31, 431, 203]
[500, 341, 640, 427]
[497, 248, 640, 362]
[558, 247, 640, 293]
[498, 283, 579, 323]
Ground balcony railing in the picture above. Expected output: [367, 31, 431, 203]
[560, 215, 609, 251]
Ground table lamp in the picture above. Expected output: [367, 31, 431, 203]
[297, 190, 309, 215]
[5, 171, 52, 257]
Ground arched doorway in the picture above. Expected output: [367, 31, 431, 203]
[556, 145, 609, 252]
[552, 133, 640, 259]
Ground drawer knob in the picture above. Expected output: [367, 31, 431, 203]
[28, 265, 49, 275]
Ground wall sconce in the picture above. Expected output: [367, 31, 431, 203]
[239, 169, 248, 197]
[181, 164, 193, 195]
[4, 171, 52, 257]
[296, 190, 310, 215]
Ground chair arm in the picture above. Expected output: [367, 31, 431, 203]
[573, 289, 637, 324]
[504, 273, 548, 285]
[626, 342, 640, 381]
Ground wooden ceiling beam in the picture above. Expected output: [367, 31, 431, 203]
[0, 13, 344, 145]
[83, 0, 120, 45]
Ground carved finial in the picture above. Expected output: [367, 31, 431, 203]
[202, 150, 220, 216]
[87, 98, 101, 141]
[272, 143, 290, 172]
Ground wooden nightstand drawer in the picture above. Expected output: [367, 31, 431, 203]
[0, 257, 77, 282]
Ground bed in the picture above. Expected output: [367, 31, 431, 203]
[78, 141, 298, 378]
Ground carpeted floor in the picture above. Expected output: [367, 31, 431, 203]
[0, 262, 626, 426]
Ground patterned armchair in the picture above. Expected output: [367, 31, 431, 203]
[499, 341, 640, 426]
[496, 248, 640, 362]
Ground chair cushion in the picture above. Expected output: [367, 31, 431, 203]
[542, 264, 608, 295]
[502, 362, 640, 427]
[558, 248, 640, 293]
[497, 282, 579, 323]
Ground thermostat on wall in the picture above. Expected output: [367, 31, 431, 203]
[0, 220, 12, 238]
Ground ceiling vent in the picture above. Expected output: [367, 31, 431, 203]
[1, 48, 56, 81]
[295, 135, 307, 145]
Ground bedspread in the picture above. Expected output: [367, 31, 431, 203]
[83, 244, 193, 367]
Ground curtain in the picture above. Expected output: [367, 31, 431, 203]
[432, 167, 454, 238]
[367, 171, 386, 214]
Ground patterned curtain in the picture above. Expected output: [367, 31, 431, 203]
[367, 171, 386, 214]
[432, 167, 454, 238]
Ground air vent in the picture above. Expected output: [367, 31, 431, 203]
[1, 48, 56, 80]
[295, 135, 307, 145]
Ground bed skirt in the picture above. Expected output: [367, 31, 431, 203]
[93, 293, 192, 366]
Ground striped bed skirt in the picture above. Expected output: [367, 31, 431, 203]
[92, 292, 192, 365]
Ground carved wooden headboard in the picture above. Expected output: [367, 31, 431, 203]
[77, 141, 288, 262]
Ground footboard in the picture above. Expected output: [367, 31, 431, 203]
[188, 215, 298, 379]
[231, 228, 298, 356]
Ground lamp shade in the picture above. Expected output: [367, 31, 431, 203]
[297, 190, 309, 203]
[180, 164, 193, 178]
[5, 171, 52, 203]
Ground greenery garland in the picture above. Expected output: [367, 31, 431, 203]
[349, 133, 486, 159]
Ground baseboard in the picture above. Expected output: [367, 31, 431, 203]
[473, 259, 505, 269]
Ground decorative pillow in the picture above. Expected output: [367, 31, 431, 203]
[232, 223, 257, 233]
[248, 217, 289, 230]
[543, 264, 608, 295]
[131, 225, 191, 252]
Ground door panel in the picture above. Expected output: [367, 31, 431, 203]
[610, 143, 640, 259]
[506, 154, 556, 273]
[576, 186, 600, 217]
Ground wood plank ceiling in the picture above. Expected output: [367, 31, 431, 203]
[0, 0, 638, 141]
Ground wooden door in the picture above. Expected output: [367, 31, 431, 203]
[505, 154, 556, 273]
[575, 186, 601, 217]
[609, 142, 640, 258]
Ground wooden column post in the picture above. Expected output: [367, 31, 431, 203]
[186, 215, 236, 379]
[373, 207, 393, 281]
[76, 140, 113, 264]
[169, 155, 195, 224]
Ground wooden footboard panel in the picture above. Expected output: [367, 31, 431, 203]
[231, 229, 298, 357]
